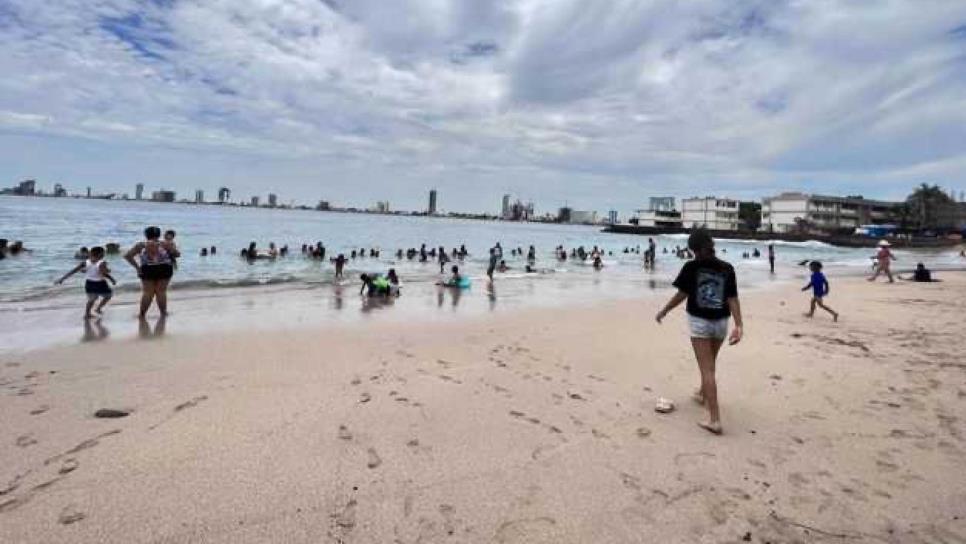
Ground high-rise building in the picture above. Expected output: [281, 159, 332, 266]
[53, 183, 66, 197]
[506, 199, 534, 221]
[316, 200, 331, 211]
[218, 187, 231, 203]
[428, 189, 438, 214]
[86, 186, 92, 198]
[251, 196, 260, 207]
[268, 193, 278, 207]
[15, 179, 36, 196]
[135, 183, 144, 200]
[501, 194, 511, 219]
[195, 190, 204, 203]
[608, 210, 619, 224]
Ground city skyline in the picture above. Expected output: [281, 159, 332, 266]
[1, 2, 965, 215]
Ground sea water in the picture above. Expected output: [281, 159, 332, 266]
[1, 196, 960, 352]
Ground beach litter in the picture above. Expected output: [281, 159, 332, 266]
[654, 397, 675, 413]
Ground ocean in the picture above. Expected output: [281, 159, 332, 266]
[1, 196, 961, 352]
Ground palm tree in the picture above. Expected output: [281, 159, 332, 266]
[905, 183, 955, 230]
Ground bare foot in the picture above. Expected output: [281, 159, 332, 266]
[697, 421, 723, 435]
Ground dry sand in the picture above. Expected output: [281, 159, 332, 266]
[1, 275, 965, 543]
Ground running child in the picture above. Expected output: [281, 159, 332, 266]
[803, 261, 838, 321]
[56, 246, 116, 318]
[656, 230, 743, 435]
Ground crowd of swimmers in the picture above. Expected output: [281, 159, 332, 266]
[0, 239, 30, 259]
[3, 226, 957, 323]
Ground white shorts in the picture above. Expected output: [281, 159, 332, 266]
[688, 315, 729, 339]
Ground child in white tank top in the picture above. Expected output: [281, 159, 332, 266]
[57, 246, 117, 318]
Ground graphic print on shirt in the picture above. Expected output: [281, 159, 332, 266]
[695, 269, 726, 310]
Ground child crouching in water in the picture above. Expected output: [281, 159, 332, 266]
[803, 261, 838, 321]
[656, 230, 743, 435]
[56, 246, 117, 318]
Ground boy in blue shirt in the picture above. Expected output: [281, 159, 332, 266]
[802, 261, 838, 322]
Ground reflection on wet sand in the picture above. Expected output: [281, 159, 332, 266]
[331, 285, 344, 311]
[360, 294, 396, 314]
[436, 286, 463, 309]
[138, 315, 167, 340]
[81, 319, 110, 343]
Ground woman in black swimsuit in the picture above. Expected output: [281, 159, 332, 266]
[124, 226, 179, 318]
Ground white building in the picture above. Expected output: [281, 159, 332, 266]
[501, 194, 511, 219]
[681, 197, 739, 231]
[634, 197, 682, 228]
[761, 192, 900, 233]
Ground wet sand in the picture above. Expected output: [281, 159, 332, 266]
[1, 275, 965, 542]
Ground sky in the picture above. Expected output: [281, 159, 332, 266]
[1, 0, 965, 215]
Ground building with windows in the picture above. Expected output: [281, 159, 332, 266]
[250, 196, 260, 207]
[268, 193, 278, 207]
[135, 183, 144, 200]
[218, 187, 231, 203]
[195, 190, 204, 204]
[428, 189, 438, 214]
[151, 190, 176, 202]
[504, 199, 534, 221]
[761, 192, 901, 233]
[634, 197, 683, 228]
[681, 197, 739, 231]
[53, 183, 67, 197]
[607, 210, 619, 224]
[501, 194, 511, 219]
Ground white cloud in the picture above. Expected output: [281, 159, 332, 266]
[0, 0, 964, 212]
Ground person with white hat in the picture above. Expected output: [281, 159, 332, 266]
[868, 239, 896, 283]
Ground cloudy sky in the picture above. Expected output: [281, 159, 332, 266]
[1, 0, 965, 214]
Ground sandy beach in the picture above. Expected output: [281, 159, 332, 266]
[1, 274, 965, 543]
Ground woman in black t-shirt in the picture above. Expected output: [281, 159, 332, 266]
[656, 230, 743, 435]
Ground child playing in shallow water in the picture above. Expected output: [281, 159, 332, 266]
[803, 261, 838, 321]
[56, 246, 116, 318]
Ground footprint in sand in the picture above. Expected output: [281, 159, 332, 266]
[330, 499, 357, 534]
[58, 505, 85, 525]
[359, 392, 371, 403]
[494, 517, 558, 543]
[58, 458, 79, 475]
[366, 448, 382, 469]
[174, 396, 208, 412]
[29, 405, 49, 416]
[338, 425, 353, 441]
[16, 435, 37, 448]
